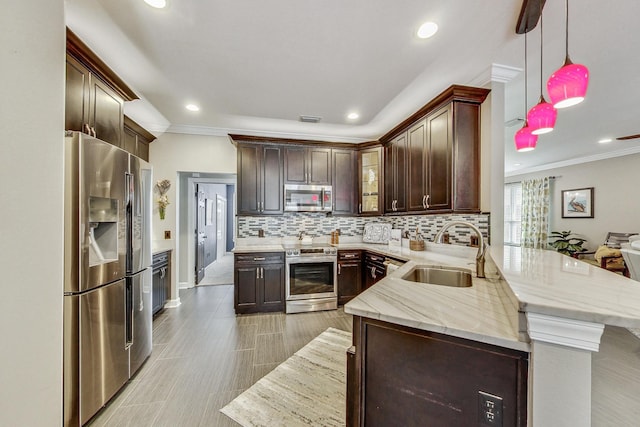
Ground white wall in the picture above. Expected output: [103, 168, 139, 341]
[0, 1, 65, 424]
[149, 133, 237, 301]
[507, 154, 640, 251]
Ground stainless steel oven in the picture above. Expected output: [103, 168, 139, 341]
[285, 246, 338, 313]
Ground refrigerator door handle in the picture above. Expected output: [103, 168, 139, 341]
[125, 280, 133, 349]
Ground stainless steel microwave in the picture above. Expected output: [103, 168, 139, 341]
[284, 184, 332, 212]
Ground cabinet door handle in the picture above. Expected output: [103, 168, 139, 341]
[160, 267, 166, 279]
[422, 195, 427, 209]
[83, 123, 91, 135]
[425, 194, 430, 209]
[371, 266, 377, 279]
[253, 257, 266, 261]
[358, 203, 362, 214]
[256, 268, 260, 280]
[338, 264, 341, 275]
[91, 127, 97, 137]
[261, 267, 264, 279]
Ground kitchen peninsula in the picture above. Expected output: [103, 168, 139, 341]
[235, 238, 640, 426]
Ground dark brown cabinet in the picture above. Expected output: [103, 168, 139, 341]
[65, 29, 138, 150]
[65, 54, 124, 147]
[237, 143, 284, 215]
[384, 134, 407, 213]
[363, 252, 386, 289]
[358, 146, 383, 216]
[338, 250, 362, 305]
[123, 116, 155, 161]
[234, 252, 285, 314]
[152, 251, 171, 316]
[284, 146, 332, 185]
[347, 317, 528, 427]
[332, 149, 357, 215]
[382, 85, 488, 215]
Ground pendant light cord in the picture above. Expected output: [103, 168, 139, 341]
[539, 14, 544, 96]
[565, 0, 569, 58]
[524, 29, 528, 117]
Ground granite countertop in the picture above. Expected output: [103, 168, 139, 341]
[493, 246, 640, 328]
[232, 238, 640, 351]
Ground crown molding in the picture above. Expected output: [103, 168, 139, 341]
[469, 63, 522, 87]
[505, 145, 640, 177]
[165, 124, 371, 144]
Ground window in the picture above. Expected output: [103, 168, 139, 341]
[504, 182, 522, 246]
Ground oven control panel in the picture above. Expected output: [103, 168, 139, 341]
[285, 247, 337, 257]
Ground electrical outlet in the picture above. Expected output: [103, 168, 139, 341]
[164, 230, 171, 239]
[478, 391, 503, 426]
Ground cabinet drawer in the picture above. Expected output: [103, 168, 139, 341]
[364, 252, 386, 267]
[339, 250, 362, 261]
[152, 251, 170, 268]
[234, 252, 284, 265]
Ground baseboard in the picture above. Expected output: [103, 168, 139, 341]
[164, 298, 181, 309]
[179, 281, 194, 289]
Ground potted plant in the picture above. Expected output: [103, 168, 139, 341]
[548, 231, 587, 257]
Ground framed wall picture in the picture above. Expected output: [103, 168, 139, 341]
[561, 187, 594, 218]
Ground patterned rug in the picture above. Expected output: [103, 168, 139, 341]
[220, 327, 352, 427]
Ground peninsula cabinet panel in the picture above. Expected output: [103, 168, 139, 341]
[284, 146, 332, 185]
[237, 144, 283, 215]
[332, 149, 357, 215]
[348, 317, 528, 427]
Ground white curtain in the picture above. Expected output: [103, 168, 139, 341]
[521, 177, 550, 249]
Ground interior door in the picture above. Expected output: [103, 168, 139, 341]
[216, 195, 226, 260]
[195, 186, 206, 284]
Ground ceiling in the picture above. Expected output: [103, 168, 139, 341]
[64, 0, 640, 174]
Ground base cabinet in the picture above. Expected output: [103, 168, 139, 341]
[152, 251, 171, 315]
[338, 250, 362, 305]
[234, 252, 285, 314]
[347, 317, 528, 427]
[363, 252, 386, 289]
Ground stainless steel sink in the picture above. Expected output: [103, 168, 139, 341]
[402, 266, 473, 287]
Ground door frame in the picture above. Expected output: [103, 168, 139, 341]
[179, 175, 236, 289]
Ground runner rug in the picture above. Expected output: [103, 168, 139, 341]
[220, 327, 352, 427]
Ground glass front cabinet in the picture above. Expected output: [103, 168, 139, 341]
[358, 146, 383, 215]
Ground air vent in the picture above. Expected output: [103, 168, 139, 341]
[299, 115, 322, 123]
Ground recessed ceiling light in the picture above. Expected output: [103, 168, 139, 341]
[598, 138, 612, 144]
[144, 0, 166, 8]
[185, 104, 200, 112]
[417, 22, 438, 39]
[347, 112, 359, 120]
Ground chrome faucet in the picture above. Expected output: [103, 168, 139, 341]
[434, 221, 487, 278]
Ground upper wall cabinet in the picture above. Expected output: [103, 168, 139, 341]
[358, 146, 383, 216]
[332, 149, 357, 215]
[236, 142, 284, 215]
[284, 146, 332, 185]
[65, 29, 138, 149]
[123, 116, 155, 162]
[382, 85, 489, 214]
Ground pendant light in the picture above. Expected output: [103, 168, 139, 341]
[527, 13, 557, 135]
[515, 29, 538, 152]
[546, 0, 589, 108]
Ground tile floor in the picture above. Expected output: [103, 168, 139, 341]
[88, 285, 352, 426]
[198, 253, 234, 286]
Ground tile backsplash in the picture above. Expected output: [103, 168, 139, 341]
[237, 213, 490, 245]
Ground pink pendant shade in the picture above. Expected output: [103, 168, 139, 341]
[547, 58, 589, 109]
[514, 121, 538, 152]
[527, 95, 557, 135]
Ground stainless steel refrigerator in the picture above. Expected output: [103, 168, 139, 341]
[63, 131, 153, 426]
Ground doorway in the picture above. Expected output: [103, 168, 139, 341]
[178, 173, 236, 289]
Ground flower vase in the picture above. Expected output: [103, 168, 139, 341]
[159, 206, 165, 220]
